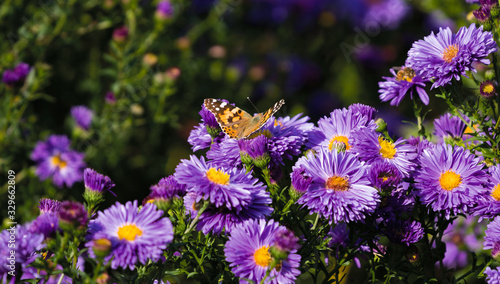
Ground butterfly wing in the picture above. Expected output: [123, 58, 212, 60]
[240, 99, 285, 139]
[204, 98, 253, 139]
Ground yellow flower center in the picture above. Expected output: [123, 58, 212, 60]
[491, 184, 500, 201]
[254, 246, 271, 267]
[328, 135, 350, 151]
[395, 67, 416, 82]
[117, 224, 143, 241]
[442, 44, 459, 63]
[439, 170, 462, 191]
[206, 168, 230, 185]
[483, 84, 495, 94]
[378, 137, 396, 159]
[51, 155, 67, 169]
[325, 175, 350, 191]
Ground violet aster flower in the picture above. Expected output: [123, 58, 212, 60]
[38, 198, 61, 214]
[175, 155, 260, 211]
[484, 216, 500, 257]
[224, 219, 301, 284]
[348, 103, 377, 122]
[297, 148, 380, 224]
[471, 165, 500, 220]
[105, 91, 116, 104]
[307, 108, 376, 152]
[367, 161, 402, 193]
[238, 135, 269, 168]
[485, 267, 500, 283]
[384, 219, 424, 246]
[414, 144, 489, 218]
[145, 175, 187, 210]
[188, 123, 217, 152]
[206, 136, 242, 169]
[407, 24, 497, 88]
[14, 63, 31, 80]
[156, 0, 174, 19]
[71, 105, 93, 130]
[433, 113, 468, 143]
[378, 67, 429, 106]
[183, 182, 273, 235]
[351, 129, 417, 177]
[58, 201, 88, 230]
[86, 201, 173, 270]
[290, 165, 313, 196]
[30, 212, 59, 239]
[480, 80, 497, 98]
[2, 69, 19, 86]
[200, 100, 225, 136]
[441, 216, 484, 269]
[0, 225, 45, 281]
[30, 135, 86, 188]
[84, 168, 115, 194]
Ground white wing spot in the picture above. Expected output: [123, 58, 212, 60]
[215, 107, 220, 111]
[220, 102, 227, 108]
[212, 99, 217, 102]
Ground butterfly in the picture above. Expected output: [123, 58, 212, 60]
[204, 98, 285, 140]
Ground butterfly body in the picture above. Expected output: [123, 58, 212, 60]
[204, 98, 285, 139]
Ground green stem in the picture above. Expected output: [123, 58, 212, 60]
[311, 214, 320, 231]
[183, 201, 210, 236]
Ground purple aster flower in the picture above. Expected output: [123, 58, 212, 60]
[485, 267, 500, 284]
[414, 144, 489, 218]
[71, 105, 93, 130]
[307, 108, 375, 152]
[351, 129, 417, 177]
[407, 136, 434, 158]
[145, 175, 187, 209]
[156, 0, 174, 19]
[30, 212, 59, 239]
[348, 103, 377, 121]
[14, 63, 31, 80]
[206, 136, 242, 169]
[2, 69, 19, 86]
[290, 165, 312, 196]
[112, 26, 128, 43]
[328, 223, 349, 249]
[406, 24, 497, 88]
[188, 123, 217, 152]
[378, 67, 429, 106]
[86, 201, 173, 270]
[472, 165, 500, 220]
[238, 135, 269, 168]
[474, 5, 491, 22]
[200, 100, 224, 134]
[58, 201, 88, 230]
[105, 91, 116, 104]
[84, 168, 115, 194]
[433, 113, 468, 143]
[38, 198, 61, 214]
[362, 0, 410, 30]
[480, 80, 497, 98]
[0, 225, 45, 281]
[224, 219, 301, 284]
[30, 135, 86, 188]
[183, 186, 272, 235]
[384, 219, 424, 246]
[297, 148, 380, 224]
[367, 161, 402, 193]
[175, 155, 260, 211]
[272, 227, 300, 253]
[484, 216, 500, 258]
[261, 113, 314, 167]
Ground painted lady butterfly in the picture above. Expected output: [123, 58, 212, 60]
[204, 98, 285, 140]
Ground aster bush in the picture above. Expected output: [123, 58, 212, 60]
[7, 0, 500, 283]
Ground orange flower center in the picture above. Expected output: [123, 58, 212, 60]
[117, 224, 143, 241]
[395, 67, 416, 82]
[328, 135, 350, 151]
[443, 44, 459, 63]
[51, 155, 67, 169]
[378, 137, 396, 159]
[491, 184, 500, 201]
[253, 246, 271, 267]
[206, 168, 230, 185]
[439, 170, 461, 191]
[325, 175, 350, 191]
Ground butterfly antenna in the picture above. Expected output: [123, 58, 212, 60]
[246, 97, 260, 113]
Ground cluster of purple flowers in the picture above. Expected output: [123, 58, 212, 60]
[2, 62, 31, 87]
[379, 24, 497, 106]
